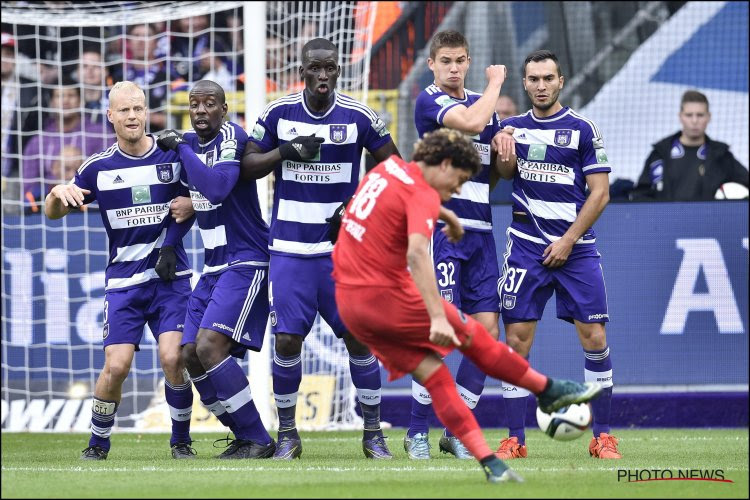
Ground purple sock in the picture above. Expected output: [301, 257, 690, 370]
[349, 354, 382, 439]
[445, 357, 487, 438]
[207, 356, 272, 445]
[502, 382, 530, 445]
[407, 379, 432, 438]
[165, 379, 193, 446]
[89, 397, 117, 451]
[585, 346, 613, 436]
[191, 372, 237, 433]
[272, 352, 302, 435]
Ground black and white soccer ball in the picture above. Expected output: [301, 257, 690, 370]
[715, 182, 749, 200]
[536, 403, 592, 441]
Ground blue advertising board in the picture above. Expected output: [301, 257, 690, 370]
[2, 201, 748, 387]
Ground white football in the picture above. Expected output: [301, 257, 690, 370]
[536, 403, 592, 441]
[715, 182, 749, 199]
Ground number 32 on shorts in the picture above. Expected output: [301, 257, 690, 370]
[499, 267, 526, 294]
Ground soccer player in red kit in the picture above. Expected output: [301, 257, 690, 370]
[332, 128, 602, 483]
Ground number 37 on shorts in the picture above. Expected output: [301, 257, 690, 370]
[498, 267, 526, 310]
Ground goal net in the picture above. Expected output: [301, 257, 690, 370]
[1, 1, 379, 433]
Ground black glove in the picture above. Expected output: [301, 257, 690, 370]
[279, 134, 325, 161]
[156, 129, 185, 152]
[155, 245, 177, 281]
[325, 197, 351, 244]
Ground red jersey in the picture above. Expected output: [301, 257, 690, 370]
[332, 155, 440, 288]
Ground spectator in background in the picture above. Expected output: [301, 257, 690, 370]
[77, 48, 111, 125]
[2, 32, 40, 185]
[48, 144, 84, 190]
[171, 15, 227, 83]
[633, 90, 748, 201]
[197, 50, 235, 92]
[112, 24, 169, 131]
[22, 76, 112, 208]
[496, 94, 518, 121]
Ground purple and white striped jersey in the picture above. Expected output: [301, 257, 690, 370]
[500, 106, 611, 246]
[248, 91, 392, 257]
[181, 121, 269, 275]
[415, 84, 500, 232]
[74, 137, 191, 291]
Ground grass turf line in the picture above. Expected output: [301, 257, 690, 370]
[2, 429, 747, 498]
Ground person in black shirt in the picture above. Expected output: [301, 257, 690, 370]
[633, 90, 748, 201]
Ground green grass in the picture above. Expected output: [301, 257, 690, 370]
[2, 429, 747, 498]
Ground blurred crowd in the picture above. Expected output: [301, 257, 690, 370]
[1, 11, 315, 213]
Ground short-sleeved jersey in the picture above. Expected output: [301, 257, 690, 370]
[414, 84, 500, 232]
[501, 107, 611, 246]
[332, 155, 440, 288]
[248, 91, 392, 257]
[74, 138, 191, 291]
[182, 121, 270, 274]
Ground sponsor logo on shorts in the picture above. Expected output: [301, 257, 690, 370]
[588, 313, 609, 320]
[102, 324, 109, 340]
[270, 311, 277, 327]
[441, 289, 454, 303]
[212, 322, 235, 333]
[502, 294, 516, 310]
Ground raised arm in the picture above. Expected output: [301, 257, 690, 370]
[240, 135, 324, 181]
[441, 65, 507, 135]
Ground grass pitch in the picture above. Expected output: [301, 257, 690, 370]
[2, 429, 747, 498]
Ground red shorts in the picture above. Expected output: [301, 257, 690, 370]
[336, 283, 477, 381]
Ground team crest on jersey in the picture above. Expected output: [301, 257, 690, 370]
[156, 163, 173, 183]
[205, 150, 215, 167]
[554, 130, 572, 147]
[330, 125, 347, 144]
[502, 294, 516, 310]
[441, 289, 454, 303]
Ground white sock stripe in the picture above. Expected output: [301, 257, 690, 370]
[273, 353, 302, 367]
[501, 382, 531, 398]
[221, 387, 253, 414]
[168, 404, 193, 422]
[206, 400, 226, 416]
[206, 356, 233, 375]
[164, 379, 192, 391]
[274, 392, 299, 408]
[349, 355, 377, 366]
[456, 384, 481, 410]
[584, 347, 610, 361]
[356, 388, 381, 405]
[91, 424, 113, 438]
[585, 368, 613, 388]
[91, 414, 116, 423]
[234, 269, 265, 342]
[411, 380, 432, 405]
[191, 372, 208, 383]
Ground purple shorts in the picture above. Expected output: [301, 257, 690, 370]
[499, 227, 610, 324]
[183, 265, 269, 354]
[432, 228, 500, 314]
[102, 278, 191, 350]
[268, 254, 347, 337]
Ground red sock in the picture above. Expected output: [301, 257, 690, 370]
[458, 315, 547, 393]
[422, 363, 493, 460]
